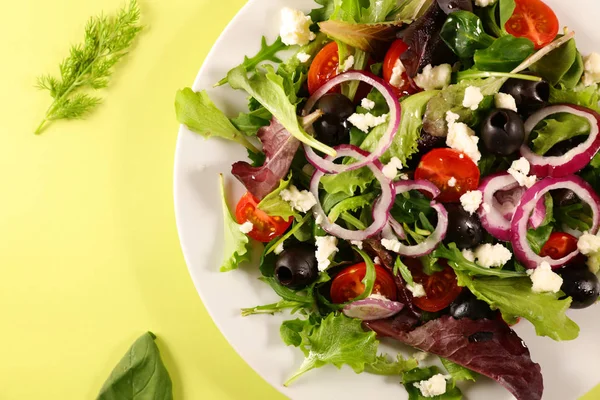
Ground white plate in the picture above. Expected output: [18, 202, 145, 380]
[174, 1, 600, 399]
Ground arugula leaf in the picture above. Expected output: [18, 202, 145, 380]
[258, 242, 278, 277]
[328, 192, 376, 222]
[257, 175, 297, 220]
[175, 88, 259, 152]
[474, 34, 534, 72]
[390, 190, 434, 225]
[435, 243, 527, 278]
[365, 354, 419, 376]
[394, 257, 414, 283]
[218, 175, 251, 272]
[96, 332, 172, 400]
[402, 367, 463, 400]
[217, 36, 289, 86]
[241, 275, 317, 316]
[549, 84, 600, 112]
[440, 358, 478, 382]
[530, 38, 582, 87]
[228, 65, 336, 156]
[440, 11, 495, 59]
[498, 0, 516, 31]
[455, 270, 580, 341]
[284, 313, 379, 386]
[321, 165, 374, 195]
[530, 112, 591, 155]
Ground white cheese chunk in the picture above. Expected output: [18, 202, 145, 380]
[407, 283, 426, 298]
[413, 351, 429, 363]
[414, 64, 452, 91]
[280, 7, 316, 46]
[361, 98, 376, 110]
[390, 59, 407, 89]
[274, 242, 285, 255]
[280, 185, 317, 212]
[462, 86, 484, 110]
[315, 213, 324, 225]
[448, 177, 457, 187]
[582, 52, 600, 87]
[347, 112, 388, 133]
[374, 256, 381, 265]
[239, 221, 254, 234]
[350, 240, 363, 250]
[508, 157, 537, 188]
[382, 157, 404, 179]
[315, 236, 339, 271]
[474, 243, 512, 268]
[495, 92, 518, 112]
[414, 374, 448, 397]
[446, 111, 481, 163]
[462, 249, 475, 262]
[296, 51, 311, 63]
[577, 232, 600, 255]
[381, 238, 401, 253]
[529, 261, 563, 293]
[460, 190, 483, 214]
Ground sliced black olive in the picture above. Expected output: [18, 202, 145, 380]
[481, 109, 525, 156]
[275, 244, 319, 289]
[558, 264, 600, 309]
[450, 292, 495, 320]
[313, 93, 355, 146]
[443, 204, 485, 250]
[500, 78, 550, 112]
[314, 93, 355, 120]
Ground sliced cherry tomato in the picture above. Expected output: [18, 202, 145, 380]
[414, 148, 480, 203]
[403, 258, 463, 312]
[540, 232, 578, 260]
[330, 263, 397, 303]
[235, 192, 292, 243]
[382, 39, 419, 97]
[308, 42, 340, 95]
[505, 0, 559, 49]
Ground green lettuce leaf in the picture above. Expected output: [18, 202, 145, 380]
[440, 11, 495, 59]
[227, 65, 336, 156]
[498, 0, 516, 31]
[219, 175, 251, 272]
[474, 34, 534, 72]
[365, 354, 419, 376]
[530, 112, 591, 155]
[175, 88, 259, 152]
[321, 165, 374, 195]
[230, 106, 272, 136]
[284, 313, 379, 386]
[310, 0, 336, 22]
[319, 20, 401, 53]
[440, 358, 478, 383]
[328, 192, 376, 222]
[257, 175, 297, 220]
[455, 271, 580, 341]
[434, 243, 526, 278]
[549, 84, 600, 112]
[393, 0, 434, 22]
[402, 366, 463, 400]
[281, 318, 313, 347]
[530, 38, 583, 88]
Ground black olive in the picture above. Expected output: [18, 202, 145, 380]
[558, 265, 600, 309]
[313, 93, 355, 146]
[314, 93, 355, 120]
[500, 78, 550, 112]
[450, 292, 495, 320]
[443, 204, 484, 249]
[481, 109, 525, 156]
[275, 244, 319, 289]
[552, 189, 579, 207]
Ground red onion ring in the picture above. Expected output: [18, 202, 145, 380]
[343, 296, 404, 321]
[302, 71, 401, 174]
[310, 145, 394, 241]
[521, 105, 600, 177]
[511, 176, 600, 269]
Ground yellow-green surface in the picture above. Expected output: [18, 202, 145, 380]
[0, 0, 283, 399]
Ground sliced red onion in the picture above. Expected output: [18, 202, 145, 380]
[310, 145, 394, 241]
[302, 71, 401, 174]
[529, 197, 546, 229]
[511, 176, 600, 269]
[389, 219, 407, 240]
[383, 180, 447, 257]
[343, 296, 404, 321]
[521, 105, 600, 177]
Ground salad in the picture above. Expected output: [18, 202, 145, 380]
[175, 0, 600, 399]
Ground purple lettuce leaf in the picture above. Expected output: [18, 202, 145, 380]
[365, 315, 543, 400]
[231, 118, 299, 200]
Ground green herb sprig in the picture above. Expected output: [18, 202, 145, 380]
[35, 0, 143, 134]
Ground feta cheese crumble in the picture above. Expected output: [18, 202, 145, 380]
[389, 59, 407, 89]
[347, 112, 388, 133]
[315, 236, 339, 271]
[274, 242, 285, 255]
[414, 64, 452, 91]
[339, 55, 355, 72]
[361, 98, 376, 110]
[460, 190, 483, 214]
[462, 86, 484, 110]
[381, 238, 401, 253]
[446, 111, 481, 163]
[407, 283, 426, 298]
[495, 92, 518, 112]
[474, 243, 512, 268]
[582, 52, 600, 87]
[280, 8, 316, 46]
[462, 249, 475, 262]
[448, 177, 457, 187]
[280, 185, 317, 212]
[475, 0, 498, 7]
[239, 221, 254, 234]
[374, 257, 381, 265]
[350, 240, 363, 250]
[508, 157, 537, 188]
[315, 213, 324, 225]
[296, 51, 311, 63]
[413, 351, 429, 363]
[529, 261, 563, 293]
[414, 374, 448, 397]
[577, 232, 600, 255]
[382, 157, 404, 179]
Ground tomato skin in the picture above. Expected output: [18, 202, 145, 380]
[540, 232, 578, 260]
[403, 258, 463, 312]
[330, 263, 398, 304]
[308, 42, 340, 95]
[235, 192, 292, 243]
[505, 0, 559, 49]
[382, 39, 419, 97]
[414, 148, 480, 203]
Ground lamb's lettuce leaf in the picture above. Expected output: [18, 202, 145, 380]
[219, 175, 251, 272]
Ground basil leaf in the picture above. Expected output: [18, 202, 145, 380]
[97, 332, 173, 400]
[474, 34, 534, 72]
[440, 11, 495, 59]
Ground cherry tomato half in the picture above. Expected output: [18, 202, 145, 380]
[330, 263, 397, 304]
[414, 148, 480, 203]
[505, 0, 559, 49]
[404, 258, 463, 312]
[308, 42, 340, 95]
[235, 192, 292, 243]
[540, 232, 578, 260]
[383, 39, 419, 97]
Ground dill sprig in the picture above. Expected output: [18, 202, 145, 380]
[35, 0, 143, 134]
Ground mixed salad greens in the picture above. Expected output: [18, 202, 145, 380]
[175, 0, 600, 399]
